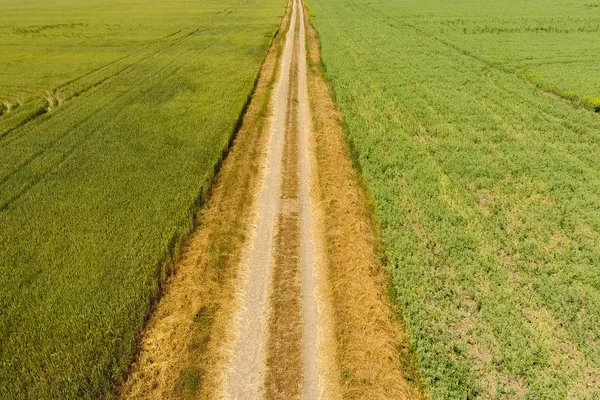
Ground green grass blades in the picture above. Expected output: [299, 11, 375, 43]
[309, 0, 600, 398]
[0, 0, 285, 398]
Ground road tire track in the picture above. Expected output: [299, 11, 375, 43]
[224, 0, 295, 395]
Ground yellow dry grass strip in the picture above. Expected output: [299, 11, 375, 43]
[265, 212, 303, 399]
[305, 7, 427, 400]
[115, 5, 291, 399]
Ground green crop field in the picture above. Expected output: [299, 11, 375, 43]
[383, 0, 600, 111]
[0, 0, 284, 397]
[310, 0, 600, 398]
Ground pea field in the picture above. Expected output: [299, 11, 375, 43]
[0, 0, 284, 397]
[309, 0, 600, 398]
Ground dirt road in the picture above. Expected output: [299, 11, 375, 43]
[117, 1, 423, 398]
[225, 0, 327, 397]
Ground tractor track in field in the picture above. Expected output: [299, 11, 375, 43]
[0, 37, 220, 211]
[0, 11, 244, 212]
[117, 0, 424, 398]
[0, 2, 244, 143]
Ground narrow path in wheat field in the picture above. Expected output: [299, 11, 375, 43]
[225, 0, 324, 398]
[116, 1, 424, 398]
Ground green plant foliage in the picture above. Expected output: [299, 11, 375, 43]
[0, 0, 284, 398]
[310, 0, 600, 398]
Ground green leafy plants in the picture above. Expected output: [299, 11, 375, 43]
[310, 0, 600, 398]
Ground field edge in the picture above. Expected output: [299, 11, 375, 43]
[110, 3, 291, 397]
[304, 3, 428, 398]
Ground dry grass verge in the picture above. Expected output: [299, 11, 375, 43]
[114, 4, 291, 398]
[305, 6, 427, 400]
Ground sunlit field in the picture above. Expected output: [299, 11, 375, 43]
[0, 0, 284, 397]
[310, 0, 600, 397]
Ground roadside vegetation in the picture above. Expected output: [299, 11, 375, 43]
[305, 10, 425, 398]
[0, 0, 284, 398]
[310, 0, 600, 398]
